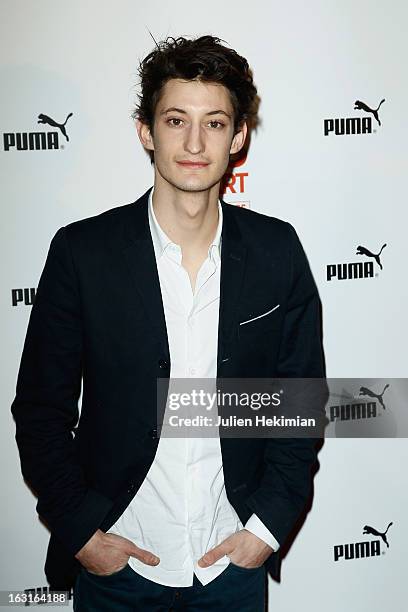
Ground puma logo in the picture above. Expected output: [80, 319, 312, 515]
[359, 384, 389, 410]
[363, 522, 393, 548]
[356, 243, 386, 270]
[37, 112, 73, 141]
[354, 99, 385, 126]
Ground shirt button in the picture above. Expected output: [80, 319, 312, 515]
[189, 368, 196, 375]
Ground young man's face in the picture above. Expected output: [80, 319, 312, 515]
[137, 78, 247, 194]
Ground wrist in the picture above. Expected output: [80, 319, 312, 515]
[74, 529, 104, 560]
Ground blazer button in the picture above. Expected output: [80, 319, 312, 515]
[149, 428, 158, 439]
[232, 483, 247, 493]
[127, 482, 136, 493]
[158, 359, 169, 370]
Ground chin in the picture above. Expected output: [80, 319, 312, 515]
[157, 166, 223, 194]
[170, 177, 221, 193]
[176, 184, 213, 193]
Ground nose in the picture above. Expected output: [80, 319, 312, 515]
[184, 123, 204, 155]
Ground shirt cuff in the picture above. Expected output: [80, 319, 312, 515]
[244, 513, 280, 552]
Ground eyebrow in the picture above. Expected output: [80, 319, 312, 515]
[160, 107, 232, 118]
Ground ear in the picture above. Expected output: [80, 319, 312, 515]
[230, 121, 247, 155]
[136, 118, 154, 151]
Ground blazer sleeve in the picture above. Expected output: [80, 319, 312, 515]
[245, 222, 328, 547]
[11, 226, 114, 556]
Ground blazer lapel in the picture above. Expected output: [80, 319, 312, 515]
[217, 200, 247, 375]
[118, 188, 247, 375]
[120, 188, 170, 361]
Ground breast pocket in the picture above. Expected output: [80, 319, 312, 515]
[238, 304, 281, 339]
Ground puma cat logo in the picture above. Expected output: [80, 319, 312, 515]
[354, 99, 385, 126]
[356, 243, 387, 270]
[359, 384, 389, 410]
[363, 522, 393, 548]
[37, 112, 73, 141]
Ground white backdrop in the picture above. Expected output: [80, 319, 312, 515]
[2, 1, 407, 610]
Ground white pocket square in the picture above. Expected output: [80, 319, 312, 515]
[239, 304, 280, 326]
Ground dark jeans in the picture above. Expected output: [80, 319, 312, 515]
[73, 562, 266, 611]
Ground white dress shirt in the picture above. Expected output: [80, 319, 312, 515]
[106, 190, 279, 586]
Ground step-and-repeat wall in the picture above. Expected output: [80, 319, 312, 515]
[2, 1, 407, 610]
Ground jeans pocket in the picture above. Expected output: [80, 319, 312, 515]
[83, 563, 130, 579]
[228, 561, 263, 572]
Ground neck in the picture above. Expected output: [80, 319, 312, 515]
[151, 177, 220, 255]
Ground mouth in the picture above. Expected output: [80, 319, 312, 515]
[176, 160, 210, 169]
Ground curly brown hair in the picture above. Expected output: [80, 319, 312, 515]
[133, 35, 258, 133]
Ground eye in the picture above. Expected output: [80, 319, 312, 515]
[208, 120, 224, 129]
[167, 117, 184, 127]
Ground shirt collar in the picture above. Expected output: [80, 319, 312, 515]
[148, 188, 223, 264]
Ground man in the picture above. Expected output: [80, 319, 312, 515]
[11, 35, 326, 611]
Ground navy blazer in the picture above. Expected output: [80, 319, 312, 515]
[11, 187, 326, 589]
